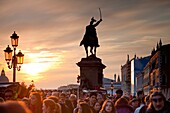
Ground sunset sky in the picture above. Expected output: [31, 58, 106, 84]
[0, 0, 170, 89]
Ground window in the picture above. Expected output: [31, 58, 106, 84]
[152, 59, 156, 69]
[161, 55, 166, 65]
[161, 74, 167, 85]
[153, 72, 156, 86]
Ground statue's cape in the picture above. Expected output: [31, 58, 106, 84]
[80, 25, 99, 47]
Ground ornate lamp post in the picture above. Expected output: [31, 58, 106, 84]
[111, 80, 114, 96]
[4, 31, 24, 82]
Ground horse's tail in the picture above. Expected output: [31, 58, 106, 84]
[80, 41, 83, 46]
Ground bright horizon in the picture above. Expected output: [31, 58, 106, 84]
[0, 0, 170, 89]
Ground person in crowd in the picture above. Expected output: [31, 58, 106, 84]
[129, 98, 139, 111]
[59, 93, 72, 113]
[168, 98, 170, 103]
[78, 102, 93, 113]
[97, 93, 104, 105]
[4, 89, 15, 101]
[42, 99, 57, 113]
[22, 97, 30, 107]
[29, 92, 42, 113]
[93, 101, 101, 113]
[137, 90, 144, 106]
[69, 94, 77, 112]
[137, 90, 144, 100]
[48, 96, 59, 103]
[0, 97, 4, 103]
[46, 91, 52, 99]
[99, 99, 116, 113]
[51, 92, 59, 98]
[73, 99, 85, 113]
[48, 96, 61, 113]
[145, 95, 150, 106]
[84, 97, 89, 103]
[134, 96, 147, 113]
[65, 94, 74, 113]
[146, 91, 170, 113]
[129, 95, 133, 100]
[0, 101, 32, 113]
[113, 89, 123, 104]
[89, 92, 97, 107]
[122, 95, 130, 102]
[115, 97, 134, 113]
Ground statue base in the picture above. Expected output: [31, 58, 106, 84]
[77, 55, 106, 90]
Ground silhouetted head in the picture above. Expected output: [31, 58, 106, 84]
[137, 90, 144, 100]
[90, 17, 96, 25]
[0, 101, 32, 113]
[29, 92, 42, 106]
[89, 92, 97, 106]
[43, 99, 56, 113]
[79, 102, 93, 113]
[150, 91, 166, 111]
[116, 89, 123, 98]
[100, 100, 116, 113]
[115, 97, 128, 106]
[4, 89, 14, 101]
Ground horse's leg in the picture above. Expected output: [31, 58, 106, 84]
[90, 46, 93, 55]
[94, 46, 96, 56]
[85, 45, 88, 57]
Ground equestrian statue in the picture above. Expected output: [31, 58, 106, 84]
[80, 8, 102, 57]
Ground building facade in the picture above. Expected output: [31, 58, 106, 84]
[131, 55, 150, 96]
[143, 63, 150, 95]
[121, 55, 131, 96]
[143, 41, 170, 99]
[121, 54, 150, 96]
[136, 72, 144, 92]
[0, 69, 9, 83]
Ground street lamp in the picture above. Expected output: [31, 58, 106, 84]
[77, 75, 81, 100]
[111, 80, 114, 96]
[4, 31, 24, 82]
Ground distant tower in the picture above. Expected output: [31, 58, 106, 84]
[1, 69, 5, 76]
[159, 39, 162, 47]
[0, 69, 9, 83]
[127, 54, 129, 62]
[151, 47, 156, 55]
[157, 42, 159, 50]
[114, 74, 116, 81]
[117, 75, 120, 82]
[134, 54, 136, 59]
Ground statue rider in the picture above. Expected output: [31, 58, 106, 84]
[80, 17, 102, 57]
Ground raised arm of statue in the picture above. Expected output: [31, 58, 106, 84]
[93, 19, 102, 27]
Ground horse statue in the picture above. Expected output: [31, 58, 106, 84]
[80, 17, 102, 57]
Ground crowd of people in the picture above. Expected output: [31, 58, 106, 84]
[0, 88, 170, 113]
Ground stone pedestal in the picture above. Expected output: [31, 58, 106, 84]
[77, 55, 106, 90]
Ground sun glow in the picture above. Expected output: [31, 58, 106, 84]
[22, 63, 50, 75]
[21, 51, 62, 80]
